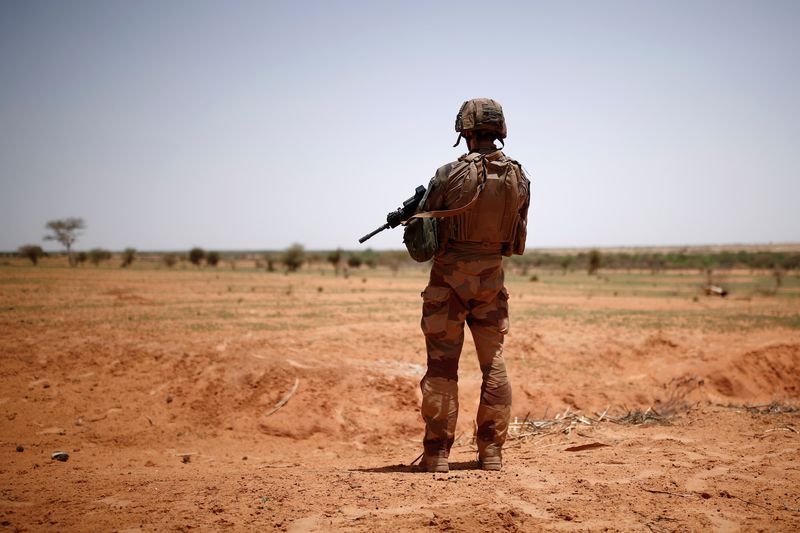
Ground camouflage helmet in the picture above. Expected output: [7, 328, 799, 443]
[453, 98, 507, 147]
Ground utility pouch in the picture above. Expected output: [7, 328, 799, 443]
[403, 217, 438, 262]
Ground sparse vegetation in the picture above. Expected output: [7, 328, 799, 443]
[163, 254, 178, 268]
[327, 248, 343, 275]
[88, 248, 112, 266]
[121, 248, 136, 268]
[282, 244, 305, 273]
[773, 267, 784, 290]
[507, 249, 800, 273]
[560, 256, 573, 274]
[18, 244, 44, 266]
[206, 251, 220, 267]
[361, 248, 378, 269]
[588, 249, 601, 275]
[188, 247, 206, 266]
[347, 253, 362, 268]
[43, 217, 85, 267]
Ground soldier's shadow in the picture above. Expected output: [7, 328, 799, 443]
[352, 461, 479, 474]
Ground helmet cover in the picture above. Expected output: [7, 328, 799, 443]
[454, 98, 507, 139]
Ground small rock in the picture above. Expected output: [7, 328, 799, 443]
[166, 395, 173, 404]
[242, 456, 248, 461]
[51, 451, 69, 462]
[181, 455, 191, 464]
[144, 460, 156, 467]
[15, 445, 24, 452]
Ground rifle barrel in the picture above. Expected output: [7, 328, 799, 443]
[358, 223, 390, 244]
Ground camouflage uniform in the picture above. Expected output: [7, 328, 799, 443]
[419, 142, 530, 471]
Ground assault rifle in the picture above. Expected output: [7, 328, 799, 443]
[358, 185, 426, 243]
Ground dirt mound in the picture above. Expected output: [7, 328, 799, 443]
[706, 343, 799, 400]
[648, 342, 800, 409]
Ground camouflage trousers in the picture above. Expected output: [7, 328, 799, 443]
[419, 253, 512, 461]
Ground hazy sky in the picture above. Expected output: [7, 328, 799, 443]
[1, 0, 798, 251]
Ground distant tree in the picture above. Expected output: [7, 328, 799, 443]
[206, 251, 220, 267]
[18, 245, 45, 266]
[188, 247, 205, 266]
[588, 249, 601, 275]
[347, 253, 362, 268]
[76, 251, 88, 265]
[163, 253, 178, 268]
[43, 217, 85, 267]
[327, 248, 343, 274]
[773, 267, 784, 291]
[282, 244, 305, 273]
[88, 248, 112, 266]
[121, 248, 136, 268]
[560, 256, 573, 275]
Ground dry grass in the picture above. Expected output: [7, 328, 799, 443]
[507, 405, 672, 440]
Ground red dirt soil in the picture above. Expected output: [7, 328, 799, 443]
[1, 265, 798, 532]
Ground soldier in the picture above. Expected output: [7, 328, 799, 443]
[415, 98, 530, 473]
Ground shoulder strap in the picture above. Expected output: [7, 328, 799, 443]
[461, 152, 483, 162]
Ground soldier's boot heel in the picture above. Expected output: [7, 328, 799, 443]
[477, 441, 503, 471]
[478, 454, 502, 471]
[422, 455, 449, 473]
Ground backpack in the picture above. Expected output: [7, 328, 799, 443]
[403, 152, 528, 262]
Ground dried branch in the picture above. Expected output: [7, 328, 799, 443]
[263, 377, 300, 417]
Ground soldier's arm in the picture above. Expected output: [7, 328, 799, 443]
[514, 165, 532, 255]
[420, 163, 453, 212]
[519, 168, 531, 221]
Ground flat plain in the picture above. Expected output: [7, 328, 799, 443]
[1, 259, 798, 531]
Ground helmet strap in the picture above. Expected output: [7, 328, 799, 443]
[452, 133, 462, 147]
[498, 138, 505, 149]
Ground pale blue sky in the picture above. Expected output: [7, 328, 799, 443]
[1, 0, 798, 251]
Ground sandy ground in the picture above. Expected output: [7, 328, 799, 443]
[1, 262, 798, 532]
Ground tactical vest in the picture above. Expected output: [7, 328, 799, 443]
[438, 151, 528, 255]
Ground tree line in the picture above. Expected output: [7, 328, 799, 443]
[507, 249, 800, 273]
[13, 218, 388, 273]
[14, 217, 800, 273]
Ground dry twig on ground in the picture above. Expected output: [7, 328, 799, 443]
[744, 402, 798, 415]
[263, 377, 300, 417]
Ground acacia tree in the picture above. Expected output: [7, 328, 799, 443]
[44, 218, 85, 266]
